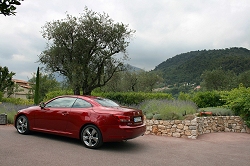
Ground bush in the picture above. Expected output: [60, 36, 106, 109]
[1, 98, 33, 105]
[138, 99, 198, 120]
[178, 92, 192, 101]
[192, 91, 225, 108]
[223, 85, 250, 128]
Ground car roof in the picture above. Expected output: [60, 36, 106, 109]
[56, 95, 104, 101]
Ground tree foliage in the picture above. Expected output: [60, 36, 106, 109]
[238, 70, 250, 87]
[0, 66, 15, 93]
[101, 70, 163, 92]
[200, 69, 237, 91]
[0, 0, 23, 16]
[154, 47, 250, 85]
[39, 7, 135, 95]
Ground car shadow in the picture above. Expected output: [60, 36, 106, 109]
[27, 131, 82, 145]
[99, 141, 145, 152]
[25, 131, 145, 152]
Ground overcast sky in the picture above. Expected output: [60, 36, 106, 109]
[1, 0, 250, 81]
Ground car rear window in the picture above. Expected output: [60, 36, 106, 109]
[94, 98, 120, 107]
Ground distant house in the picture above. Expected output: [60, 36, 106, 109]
[4, 79, 33, 99]
[194, 85, 201, 91]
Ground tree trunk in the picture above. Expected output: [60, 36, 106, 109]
[74, 87, 80, 95]
[82, 87, 91, 95]
[34, 67, 40, 105]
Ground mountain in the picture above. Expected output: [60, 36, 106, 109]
[153, 47, 250, 85]
[124, 64, 144, 72]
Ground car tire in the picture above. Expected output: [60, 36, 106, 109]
[81, 125, 103, 149]
[16, 115, 30, 135]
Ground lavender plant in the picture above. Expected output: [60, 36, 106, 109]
[138, 99, 198, 120]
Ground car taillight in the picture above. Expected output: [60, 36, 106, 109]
[114, 115, 131, 125]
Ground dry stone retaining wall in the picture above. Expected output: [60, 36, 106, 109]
[145, 116, 248, 139]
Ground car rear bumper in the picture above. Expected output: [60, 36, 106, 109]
[100, 124, 146, 142]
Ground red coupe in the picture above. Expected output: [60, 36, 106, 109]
[14, 95, 146, 149]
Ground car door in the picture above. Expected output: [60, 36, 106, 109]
[65, 98, 93, 133]
[35, 97, 77, 132]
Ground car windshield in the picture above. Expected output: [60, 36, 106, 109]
[94, 98, 120, 107]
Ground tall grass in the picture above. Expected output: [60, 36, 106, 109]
[138, 99, 198, 120]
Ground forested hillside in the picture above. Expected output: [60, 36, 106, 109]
[153, 47, 250, 85]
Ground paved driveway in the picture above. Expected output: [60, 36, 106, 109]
[0, 125, 249, 166]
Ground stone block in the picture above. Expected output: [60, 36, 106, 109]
[173, 132, 181, 138]
[191, 130, 197, 135]
[184, 126, 189, 130]
[163, 121, 170, 125]
[158, 125, 166, 130]
[185, 130, 191, 136]
[177, 124, 184, 129]
[0, 114, 7, 125]
[175, 120, 181, 124]
[152, 125, 158, 134]
[191, 119, 197, 125]
[189, 126, 196, 130]
[171, 128, 176, 132]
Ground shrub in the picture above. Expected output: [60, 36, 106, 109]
[178, 92, 192, 101]
[1, 98, 33, 105]
[192, 91, 225, 108]
[138, 99, 198, 120]
[223, 85, 250, 128]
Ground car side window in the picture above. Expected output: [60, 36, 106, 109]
[46, 97, 77, 108]
[72, 98, 92, 108]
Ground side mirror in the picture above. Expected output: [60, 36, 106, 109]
[39, 102, 46, 108]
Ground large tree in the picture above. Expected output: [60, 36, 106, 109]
[0, 66, 15, 92]
[39, 7, 135, 95]
[0, 0, 23, 16]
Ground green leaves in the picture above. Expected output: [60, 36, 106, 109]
[221, 85, 250, 128]
[0, 66, 15, 93]
[0, 0, 23, 16]
[192, 91, 225, 108]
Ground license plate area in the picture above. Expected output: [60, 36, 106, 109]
[134, 116, 142, 123]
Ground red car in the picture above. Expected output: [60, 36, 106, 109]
[14, 95, 146, 149]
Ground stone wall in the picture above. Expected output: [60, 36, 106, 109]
[145, 116, 248, 139]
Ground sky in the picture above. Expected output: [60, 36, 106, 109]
[1, 0, 250, 81]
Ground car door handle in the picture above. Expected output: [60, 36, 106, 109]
[62, 112, 69, 116]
